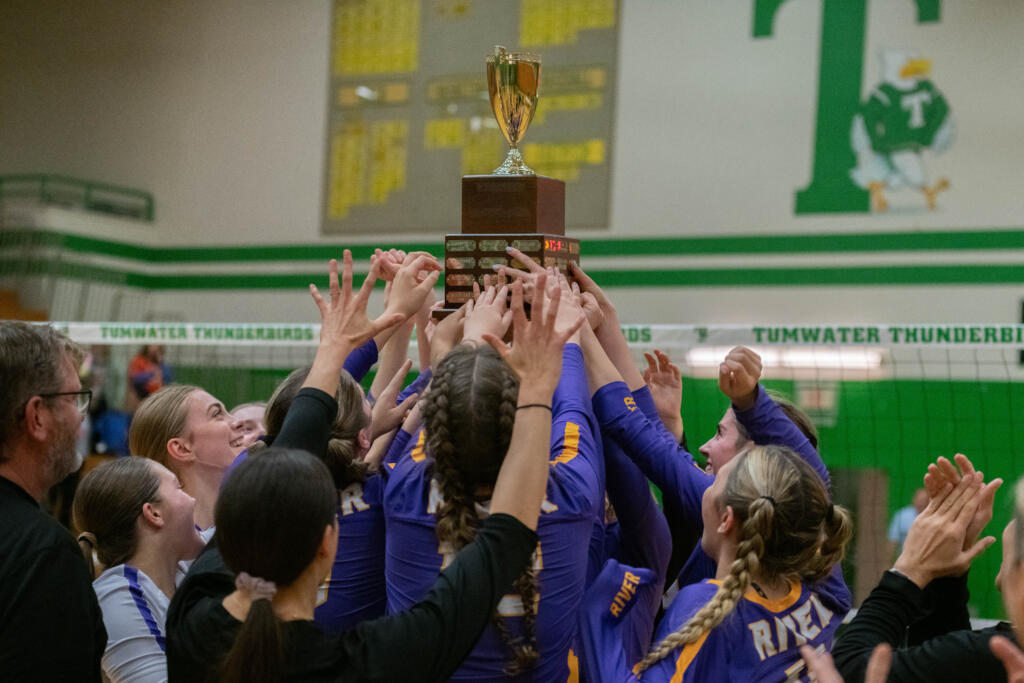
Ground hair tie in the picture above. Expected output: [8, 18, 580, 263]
[235, 572, 277, 602]
[825, 504, 836, 524]
[77, 532, 98, 548]
[758, 495, 776, 506]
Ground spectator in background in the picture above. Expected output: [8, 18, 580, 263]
[0, 321, 107, 681]
[889, 488, 928, 558]
[129, 345, 173, 403]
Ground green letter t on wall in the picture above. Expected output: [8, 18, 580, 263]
[752, 0, 941, 214]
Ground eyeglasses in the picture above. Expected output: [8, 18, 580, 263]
[38, 389, 93, 414]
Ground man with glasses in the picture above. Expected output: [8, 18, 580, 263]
[0, 321, 106, 682]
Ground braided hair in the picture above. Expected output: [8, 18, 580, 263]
[424, 343, 539, 675]
[637, 445, 852, 672]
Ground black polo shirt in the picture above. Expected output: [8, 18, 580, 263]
[0, 475, 106, 682]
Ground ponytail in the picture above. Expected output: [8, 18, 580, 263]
[72, 456, 161, 577]
[76, 532, 100, 580]
[638, 446, 851, 671]
[220, 584, 283, 683]
[214, 449, 337, 683]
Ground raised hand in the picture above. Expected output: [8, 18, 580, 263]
[382, 253, 441, 321]
[569, 260, 615, 317]
[924, 454, 1003, 551]
[310, 252, 405, 353]
[463, 284, 512, 343]
[893, 470, 997, 588]
[718, 346, 762, 410]
[429, 301, 468, 369]
[482, 275, 585, 401]
[643, 349, 684, 442]
[371, 359, 419, 440]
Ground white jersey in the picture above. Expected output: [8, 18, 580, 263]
[93, 564, 170, 683]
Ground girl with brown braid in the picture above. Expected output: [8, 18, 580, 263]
[383, 278, 599, 681]
[579, 444, 853, 682]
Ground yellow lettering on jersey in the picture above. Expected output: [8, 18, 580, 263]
[566, 648, 579, 683]
[410, 429, 426, 462]
[339, 482, 370, 516]
[749, 620, 776, 661]
[550, 422, 580, 466]
[623, 396, 637, 412]
[791, 601, 821, 640]
[610, 571, 641, 617]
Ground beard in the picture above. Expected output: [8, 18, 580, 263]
[44, 418, 83, 485]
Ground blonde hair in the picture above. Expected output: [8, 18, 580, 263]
[637, 445, 852, 671]
[129, 384, 200, 472]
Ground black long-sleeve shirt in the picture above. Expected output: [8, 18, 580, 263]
[833, 570, 1014, 683]
[166, 513, 537, 682]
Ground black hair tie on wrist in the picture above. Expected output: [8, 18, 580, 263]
[516, 403, 552, 412]
[759, 495, 776, 506]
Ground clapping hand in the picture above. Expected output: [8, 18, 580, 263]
[893, 467, 997, 588]
[924, 453, 1003, 552]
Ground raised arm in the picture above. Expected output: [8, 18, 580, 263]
[721, 346, 831, 490]
[581, 324, 711, 523]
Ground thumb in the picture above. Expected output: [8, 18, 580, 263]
[480, 333, 510, 361]
[963, 535, 997, 565]
[396, 392, 418, 413]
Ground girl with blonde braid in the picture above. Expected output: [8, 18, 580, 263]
[579, 444, 853, 682]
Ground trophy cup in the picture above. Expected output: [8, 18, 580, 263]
[487, 46, 540, 175]
[437, 46, 581, 316]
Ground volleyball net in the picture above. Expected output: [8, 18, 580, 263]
[58, 321, 1024, 619]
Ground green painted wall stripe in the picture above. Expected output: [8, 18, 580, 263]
[5, 257, 1023, 289]
[3, 227, 1023, 263]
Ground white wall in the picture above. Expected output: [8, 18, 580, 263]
[2, 0, 1023, 325]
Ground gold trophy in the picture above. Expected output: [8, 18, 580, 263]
[486, 46, 541, 175]
[435, 46, 578, 319]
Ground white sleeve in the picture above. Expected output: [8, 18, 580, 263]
[97, 580, 168, 683]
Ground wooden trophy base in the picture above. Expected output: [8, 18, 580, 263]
[462, 175, 565, 235]
[434, 174, 576, 320]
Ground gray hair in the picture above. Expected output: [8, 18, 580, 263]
[0, 322, 82, 460]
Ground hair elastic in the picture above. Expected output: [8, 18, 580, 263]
[235, 572, 277, 602]
[516, 404, 552, 412]
[825, 504, 836, 523]
[758, 495, 776, 506]
[77, 532, 98, 548]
